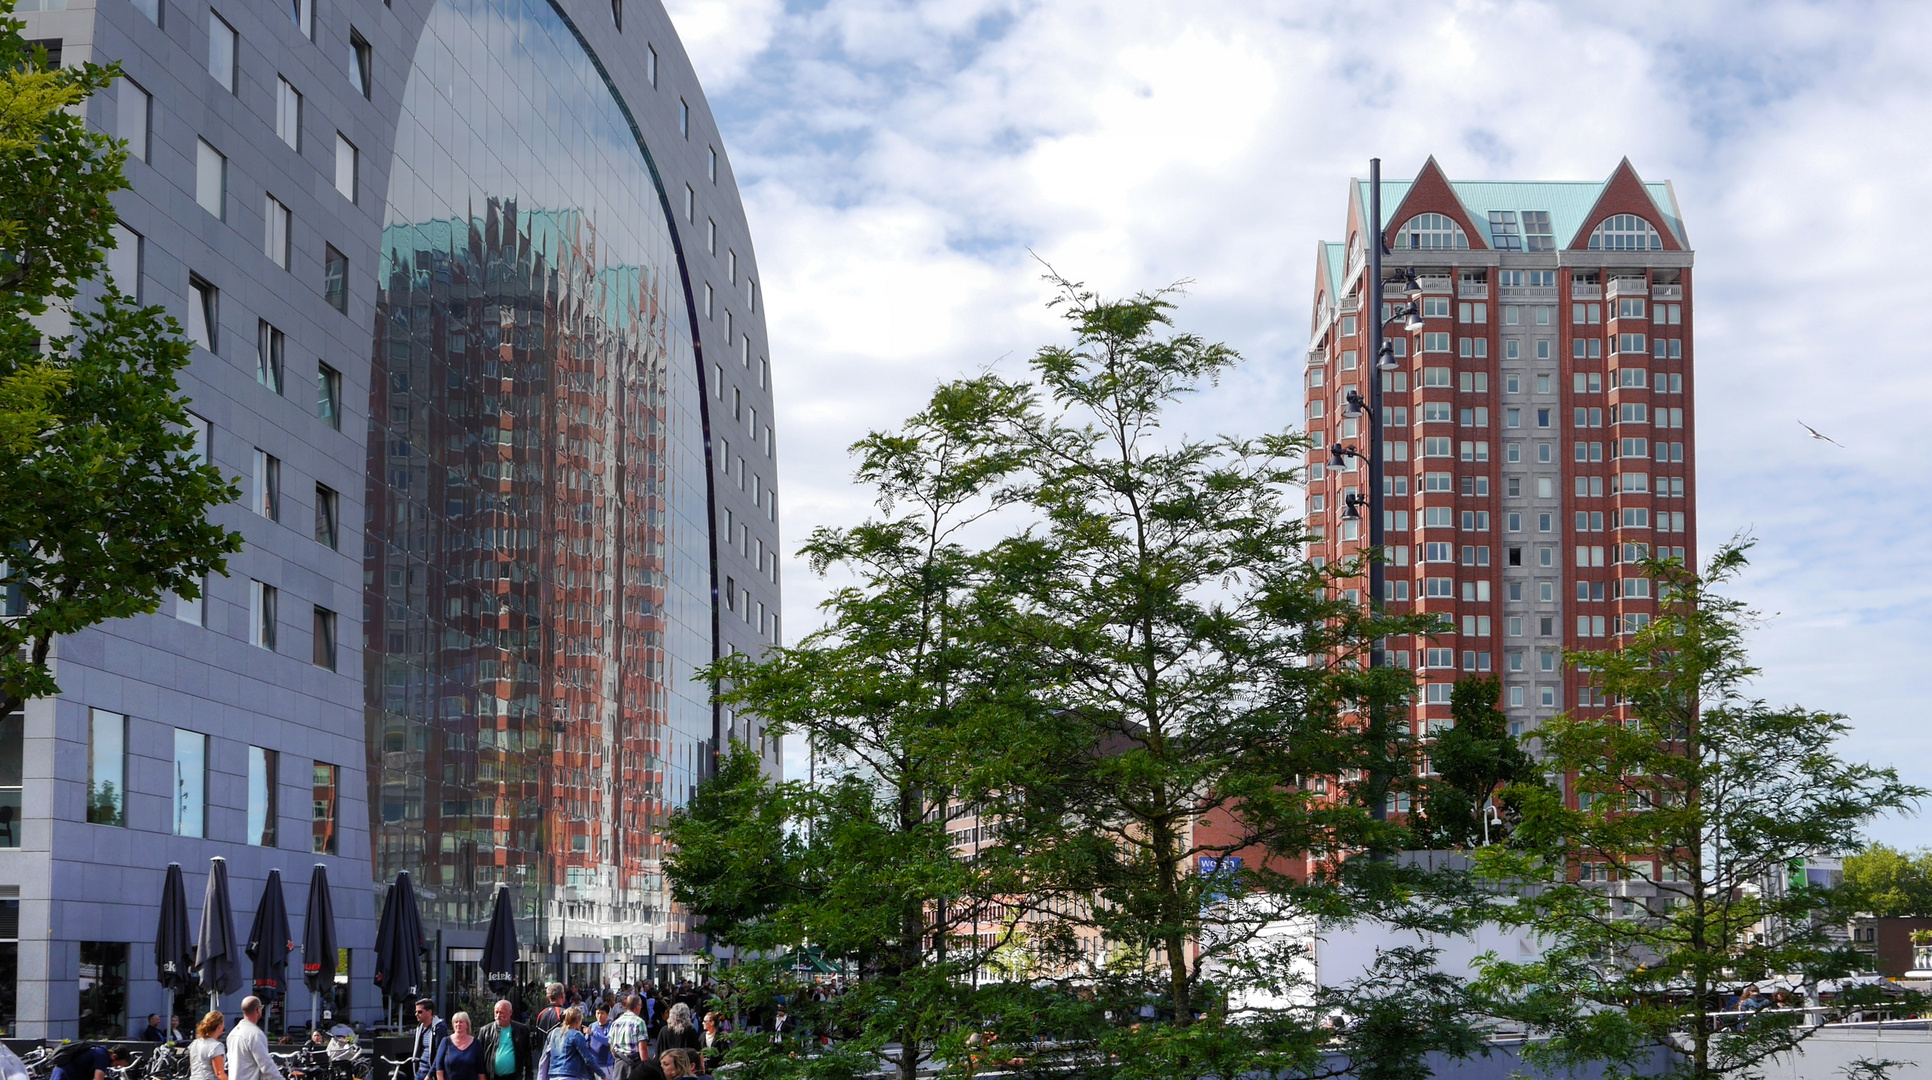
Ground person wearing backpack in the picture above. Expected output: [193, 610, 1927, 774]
[532, 984, 567, 1037]
[50, 1042, 126, 1080]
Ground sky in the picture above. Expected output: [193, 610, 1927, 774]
[662, 0, 1932, 846]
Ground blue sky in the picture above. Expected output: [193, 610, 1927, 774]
[664, 0, 1932, 844]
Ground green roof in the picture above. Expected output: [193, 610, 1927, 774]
[1320, 241, 1347, 294]
[1352, 178, 1686, 250]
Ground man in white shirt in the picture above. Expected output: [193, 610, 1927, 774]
[227, 996, 286, 1080]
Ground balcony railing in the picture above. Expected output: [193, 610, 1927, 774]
[1651, 284, 1683, 300]
[1458, 283, 1489, 299]
[1498, 286, 1557, 302]
[1571, 283, 1603, 301]
[1416, 276, 1452, 294]
[1607, 278, 1648, 299]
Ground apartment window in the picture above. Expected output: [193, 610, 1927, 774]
[759, 357, 769, 389]
[334, 134, 359, 201]
[187, 276, 218, 351]
[324, 245, 348, 313]
[252, 449, 280, 520]
[133, 0, 159, 23]
[679, 98, 689, 137]
[312, 762, 339, 854]
[290, 0, 313, 36]
[1487, 210, 1520, 250]
[275, 77, 302, 150]
[0, 710, 19, 848]
[708, 145, 717, 183]
[106, 224, 142, 301]
[118, 77, 150, 161]
[247, 747, 278, 847]
[727, 249, 737, 284]
[348, 30, 372, 98]
[646, 44, 657, 86]
[706, 218, 716, 255]
[207, 11, 236, 91]
[684, 184, 695, 222]
[264, 197, 291, 269]
[171, 728, 207, 837]
[610, 0, 621, 30]
[251, 580, 278, 649]
[314, 484, 339, 548]
[87, 709, 126, 826]
[77, 942, 129, 1039]
[195, 138, 226, 218]
[256, 321, 284, 392]
[312, 606, 337, 670]
[703, 281, 713, 318]
[318, 363, 341, 429]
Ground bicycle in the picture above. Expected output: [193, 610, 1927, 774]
[373, 1055, 416, 1080]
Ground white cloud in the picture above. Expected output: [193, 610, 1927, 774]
[684, 0, 1932, 838]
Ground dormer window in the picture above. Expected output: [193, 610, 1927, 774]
[1395, 213, 1469, 251]
[1588, 214, 1663, 251]
[1488, 211, 1520, 250]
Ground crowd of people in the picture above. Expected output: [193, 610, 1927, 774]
[402, 982, 744, 1080]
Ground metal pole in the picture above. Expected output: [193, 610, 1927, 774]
[1367, 157, 1389, 826]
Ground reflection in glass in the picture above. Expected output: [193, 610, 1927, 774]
[366, 0, 716, 966]
[249, 747, 279, 847]
[313, 762, 339, 855]
[172, 729, 206, 838]
[87, 709, 125, 827]
[0, 711, 20, 848]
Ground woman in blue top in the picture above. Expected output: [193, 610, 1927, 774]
[434, 1012, 487, 1080]
[545, 1008, 600, 1080]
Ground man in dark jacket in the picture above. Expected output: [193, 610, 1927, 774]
[411, 999, 452, 1080]
[477, 999, 537, 1080]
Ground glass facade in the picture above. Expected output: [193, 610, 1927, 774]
[364, 0, 715, 963]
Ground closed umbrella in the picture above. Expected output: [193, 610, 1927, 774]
[155, 863, 194, 1038]
[302, 864, 338, 1033]
[480, 885, 518, 994]
[372, 871, 427, 1015]
[194, 856, 244, 1010]
[246, 868, 294, 1014]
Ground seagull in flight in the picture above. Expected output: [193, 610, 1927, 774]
[1799, 421, 1843, 448]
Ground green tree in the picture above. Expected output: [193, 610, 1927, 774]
[1412, 676, 1539, 849]
[0, 1, 242, 719]
[669, 381, 1079, 1080]
[1841, 844, 1932, 918]
[981, 276, 1485, 1080]
[1474, 542, 1925, 1080]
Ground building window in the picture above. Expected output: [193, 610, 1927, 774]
[647, 44, 657, 86]
[171, 728, 207, 838]
[264, 196, 291, 269]
[684, 184, 695, 222]
[679, 97, 689, 137]
[252, 449, 280, 520]
[291, 0, 313, 36]
[185, 276, 218, 353]
[0, 710, 21, 848]
[207, 11, 236, 91]
[1522, 211, 1553, 251]
[1394, 213, 1468, 250]
[315, 484, 339, 548]
[87, 709, 126, 827]
[107, 224, 142, 301]
[118, 77, 150, 161]
[247, 746, 278, 847]
[349, 29, 372, 98]
[324, 245, 348, 313]
[312, 607, 337, 670]
[1487, 210, 1520, 250]
[318, 363, 342, 429]
[78, 941, 129, 1039]
[1589, 214, 1662, 251]
[133, 0, 158, 23]
[708, 146, 717, 183]
[610, 0, 621, 30]
[276, 77, 302, 150]
[195, 138, 226, 218]
[706, 218, 715, 255]
[173, 579, 206, 625]
[251, 581, 278, 650]
[256, 321, 284, 393]
[703, 281, 713, 318]
[335, 134, 359, 202]
[312, 762, 339, 854]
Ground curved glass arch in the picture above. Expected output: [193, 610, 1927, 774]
[365, 0, 714, 966]
[1588, 213, 1663, 251]
[1395, 212, 1469, 251]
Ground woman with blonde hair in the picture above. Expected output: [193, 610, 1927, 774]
[190, 1011, 228, 1080]
[434, 1011, 486, 1080]
[544, 1007, 600, 1080]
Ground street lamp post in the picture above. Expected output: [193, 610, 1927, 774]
[1334, 158, 1420, 825]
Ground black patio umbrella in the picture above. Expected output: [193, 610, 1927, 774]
[481, 885, 519, 994]
[372, 871, 427, 1012]
[194, 856, 244, 1009]
[246, 868, 294, 1008]
[155, 863, 194, 1034]
[302, 864, 338, 1032]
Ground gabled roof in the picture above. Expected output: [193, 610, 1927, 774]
[1321, 241, 1346, 297]
[1351, 166, 1687, 251]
